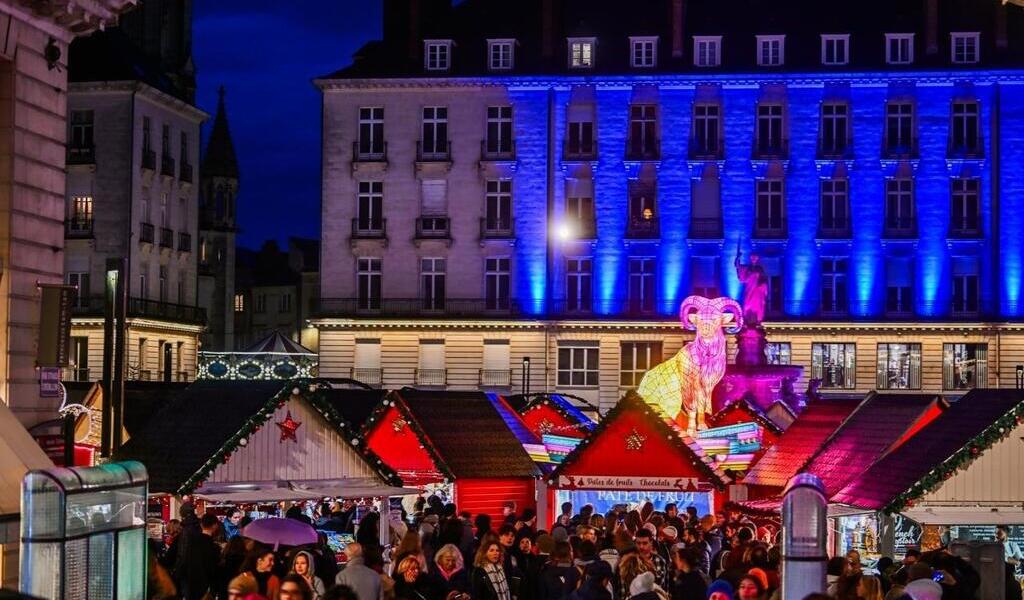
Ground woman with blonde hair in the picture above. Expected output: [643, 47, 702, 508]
[471, 537, 511, 600]
[856, 575, 884, 600]
[392, 529, 427, 575]
[432, 544, 470, 600]
[393, 555, 439, 600]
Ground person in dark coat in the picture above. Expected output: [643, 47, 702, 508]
[433, 543, 472, 600]
[177, 513, 222, 600]
[538, 541, 578, 600]
[569, 560, 612, 600]
[472, 539, 512, 600]
[394, 555, 441, 600]
[670, 547, 709, 600]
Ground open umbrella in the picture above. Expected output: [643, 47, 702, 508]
[241, 517, 317, 549]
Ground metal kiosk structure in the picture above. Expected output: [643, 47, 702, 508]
[20, 461, 148, 599]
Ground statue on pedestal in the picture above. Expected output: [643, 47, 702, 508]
[734, 241, 770, 366]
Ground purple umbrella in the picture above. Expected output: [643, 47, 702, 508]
[241, 517, 317, 549]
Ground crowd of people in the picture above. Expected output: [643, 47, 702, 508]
[147, 497, 1009, 600]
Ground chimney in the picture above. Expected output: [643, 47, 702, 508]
[671, 0, 686, 59]
[542, 0, 556, 59]
[924, 0, 939, 55]
[995, 2, 1008, 50]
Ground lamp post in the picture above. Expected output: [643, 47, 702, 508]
[1016, 364, 1023, 389]
[522, 356, 531, 395]
[782, 473, 828, 600]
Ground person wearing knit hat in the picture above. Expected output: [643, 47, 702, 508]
[227, 572, 258, 598]
[904, 578, 943, 600]
[746, 568, 769, 592]
[706, 578, 734, 600]
[737, 572, 767, 600]
[552, 525, 570, 542]
[661, 526, 678, 542]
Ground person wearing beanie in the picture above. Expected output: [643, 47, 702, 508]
[227, 572, 258, 599]
[736, 572, 766, 600]
[746, 568, 769, 593]
[904, 578, 943, 600]
[707, 578, 734, 600]
[628, 571, 669, 600]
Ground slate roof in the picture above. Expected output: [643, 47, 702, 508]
[201, 86, 239, 179]
[320, 387, 388, 434]
[832, 389, 1024, 510]
[508, 393, 597, 431]
[743, 398, 861, 488]
[383, 389, 541, 479]
[69, 29, 184, 99]
[123, 381, 191, 438]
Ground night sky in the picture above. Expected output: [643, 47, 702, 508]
[192, 1, 382, 250]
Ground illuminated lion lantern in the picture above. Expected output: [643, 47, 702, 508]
[636, 295, 743, 434]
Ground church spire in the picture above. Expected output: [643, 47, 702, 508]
[202, 85, 239, 179]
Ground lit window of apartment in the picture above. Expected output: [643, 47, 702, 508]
[821, 34, 849, 66]
[630, 36, 657, 68]
[756, 35, 785, 66]
[811, 342, 856, 389]
[357, 257, 382, 311]
[566, 257, 593, 313]
[557, 341, 599, 387]
[620, 341, 662, 388]
[943, 343, 987, 390]
[485, 257, 511, 311]
[488, 39, 515, 70]
[421, 257, 446, 311]
[821, 257, 848, 315]
[424, 40, 452, 71]
[951, 32, 979, 64]
[885, 33, 914, 65]
[877, 343, 922, 390]
[69, 195, 93, 233]
[693, 36, 721, 67]
[234, 293, 245, 312]
[627, 257, 656, 314]
[886, 257, 913, 317]
[766, 342, 791, 365]
[568, 37, 595, 69]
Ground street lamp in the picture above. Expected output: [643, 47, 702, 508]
[522, 356, 531, 395]
[782, 473, 828, 600]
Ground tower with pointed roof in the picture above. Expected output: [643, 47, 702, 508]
[197, 86, 240, 350]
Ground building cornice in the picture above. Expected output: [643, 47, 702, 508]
[72, 316, 205, 334]
[69, 80, 208, 123]
[0, 0, 136, 43]
[315, 70, 1024, 91]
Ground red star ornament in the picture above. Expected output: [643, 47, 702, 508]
[276, 410, 302, 443]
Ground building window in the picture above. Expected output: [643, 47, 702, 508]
[886, 257, 913, 316]
[620, 342, 662, 388]
[568, 37, 595, 69]
[485, 105, 513, 155]
[421, 106, 448, 157]
[886, 33, 914, 65]
[357, 257, 382, 310]
[876, 343, 922, 390]
[820, 179, 849, 236]
[69, 110, 94, 149]
[417, 340, 446, 386]
[177, 279, 185, 304]
[488, 39, 514, 70]
[885, 178, 915, 235]
[820, 102, 849, 156]
[693, 36, 721, 67]
[756, 103, 784, 156]
[357, 181, 384, 232]
[558, 342, 599, 387]
[756, 35, 785, 66]
[943, 343, 987, 390]
[485, 257, 510, 310]
[690, 256, 719, 298]
[421, 257, 446, 311]
[142, 116, 152, 152]
[567, 120, 595, 157]
[951, 32, 979, 64]
[485, 180, 512, 233]
[627, 104, 658, 159]
[69, 195, 94, 233]
[950, 101, 980, 155]
[566, 195, 595, 238]
[821, 34, 849, 65]
[755, 179, 785, 236]
[279, 293, 292, 313]
[692, 104, 721, 157]
[628, 179, 656, 228]
[630, 36, 657, 68]
[234, 293, 244, 312]
[358, 107, 385, 157]
[951, 177, 980, 235]
[821, 257, 848, 314]
[67, 271, 90, 308]
[766, 342, 791, 365]
[812, 342, 856, 389]
[424, 40, 452, 71]
[628, 257, 656, 314]
[767, 268, 783, 316]
[139, 270, 148, 300]
[566, 258, 593, 312]
[71, 336, 89, 381]
[161, 124, 171, 158]
[952, 258, 979, 316]
[180, 132, 188, 166]
[885, 102, 915, 155]
[158, 265, 167, 302]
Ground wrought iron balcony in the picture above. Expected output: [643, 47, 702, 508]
[73, 295, 206, 325]
[689, 218, 723, 239]
[948, 138, 984, 159]
[179, 162, 193, 183]
[141, 148, 156, 170]
[160, 227, 174, 248]
[415, 216, 450, 240]
[351, 218, 387, 240]
[161, 154, 175, 176]
[625, 138, 660, 161]
[753, 222, 787, 239]
[480, 369, 512, 387]
[178, 231, 191, 252]
[416, 140, 451, 162]
[480, 139, 516, 161]
[350, 367, 383, 387]
[949, 217, 982, 239]
[352, 141, 387, 163]
[316, 298, 519, 319]
[818, 220, 852, 239]
[883, 140, 918, 159]
[415, 368, 447, 387]
[67, 144, 95, 165]
[563, 139, 597, 161]
[65, 216, 94, 238]
[139, 222, 155, 244]
[883, 219, 917, 239]
[479, 217, 514, 240]
[753, 139, 789, 160]
[626, 216, 659, 239]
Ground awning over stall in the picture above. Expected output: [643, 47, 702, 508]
[195, 478, 420, 502]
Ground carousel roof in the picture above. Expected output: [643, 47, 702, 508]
[243, 331, 315, 355]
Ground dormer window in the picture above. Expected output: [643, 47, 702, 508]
[951, 32, 980, 64]
[488, 39, 515, 71]
[693, 36, 722, 67]
[424, 39, 452, 71]
[568, 37, 595, 69]
[756, 35, 785, 67]
[821, 34, 850, 66]
[630, 36, 657, 68]
[886, 33, 914, 65]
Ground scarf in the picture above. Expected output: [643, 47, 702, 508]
[484, 562, 511, 600]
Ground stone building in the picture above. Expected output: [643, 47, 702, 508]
[315, 0, 1024, 408]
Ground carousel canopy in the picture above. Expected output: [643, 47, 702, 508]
[244, 331, 315, 355]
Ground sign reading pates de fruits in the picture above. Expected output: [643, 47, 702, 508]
[557, 475, 707, 491]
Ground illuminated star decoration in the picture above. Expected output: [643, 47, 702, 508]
[537, 419, 555, 435]
[625, 428, 647, 451]
[276, 411, 302, 443]
[392, 417, 408, 433]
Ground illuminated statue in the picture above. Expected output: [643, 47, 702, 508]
[734, 241, 769, 327]
[636, 295, 743, 434]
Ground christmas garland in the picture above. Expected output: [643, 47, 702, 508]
[361, 389, 456, 482]
[521, 394, 597, 432]
[883, 400, 1024, 514]
[176, 379, 403, 495]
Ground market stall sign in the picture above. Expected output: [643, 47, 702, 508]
[557, 474, 709, 491]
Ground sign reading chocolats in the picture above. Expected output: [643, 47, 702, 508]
[557, 475, 711, 491]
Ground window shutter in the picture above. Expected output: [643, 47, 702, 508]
[482, 340, 510, 370]
[354, 339, 381, 369]
[419, 339, 445, 370]
[887, 258, 912, 287]
[421, 180, 447, 215]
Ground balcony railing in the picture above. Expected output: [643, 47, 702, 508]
[689, 142, 723, 161]
[161, 154, 175, 176]
[416, 140, 451, 162]
[754, 140, 789, 159]
[415, 216, 450, 239]
[818, 221, 851, 239]
[141, 148, 156, 170]
[139, 222, 155, 244]
[317, 298, 519, 319]
[352, 141, 387, 162]
[351, 218, 387, 240]
[160, 227, 174, 248]
[690, 218, 723, 239]
[65, 216, 94, 238]
[883, 219, 917, 239]
[480, 140, 516, 161]
[480, 217, 514, 239]
[625, 138, 660, 161]
[753, 222, 787, 239]
[480, 369, 512, 387]
[949, 217, 982, 238]
[626, 216, 659, 239]
[563, 139, 597, 160]
[179, 162, 193, 183]
[73, 295, 206, 324]
[566, 218, 597, 239]
[350, 367, 383, 387]
[178, 231, 191, 252]
[883, 140, 918, 159]
[415, 368, 447, 387]
[67, 145, 95, 165]
[948, 138, 984, 159]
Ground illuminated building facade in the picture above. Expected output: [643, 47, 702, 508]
[315, 0, 1024, 409]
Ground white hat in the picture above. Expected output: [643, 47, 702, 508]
[662, 526, 678, 539]
[629, 572, 656, 597]
[905, 579, 943, 600]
